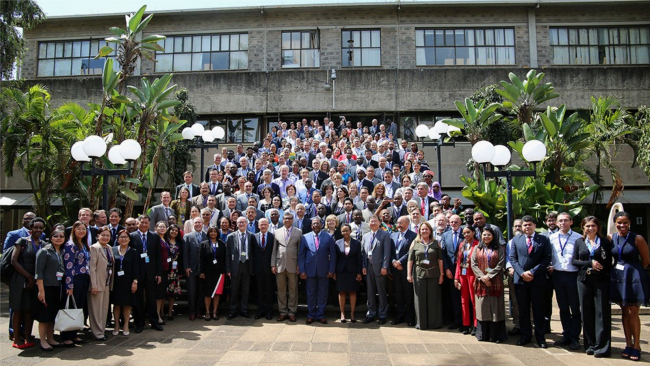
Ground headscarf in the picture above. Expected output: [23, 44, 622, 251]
[431, 180, 442, 201]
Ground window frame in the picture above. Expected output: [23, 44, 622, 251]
[549, 26, 650, 65]
[154, 33, 249, 73]
[414, 27, 516, 66]
[206, 115, 259, 144]
[281, 30, 321, 68]
[341, 29, 382, 67]
[36, 38, 117, 77]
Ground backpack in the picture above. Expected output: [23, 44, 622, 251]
[0, 245, 16, 285]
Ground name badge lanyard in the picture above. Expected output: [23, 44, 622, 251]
[211, 240, 218, 263]
[118, 247, 129, 273]
[615, 233, 630, 263]
[558, 231, 572, 259]
[423, 241, 430, 262]
[30, 237, 41, 254]
[585, 236, 600, 259]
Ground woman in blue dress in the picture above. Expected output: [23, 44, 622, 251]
[609, 211, 650, 361]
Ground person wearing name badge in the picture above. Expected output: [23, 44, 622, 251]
[183, 217, 208, 321]
[407, 221, 444, 330]
[252, 218, 275, 320]
[61, 221, 91, 346]
[362, 215, 392, 325]
[455, 225, 479, 335]
[199, 227, 226, 321]
[163, 224, 183, 321]
[154, 222, 170, 325]
[226, 217, 257, 319]
[87, 227, 115, 341]
[571, 216, 613, 358]
[608, 211, 650, 362]
[335, 224, 363, 323]
[390, 217, 417, 327]
[111, 229, 139, 336]
[471, 226, 507, 343]
[273, 213, 302, 322]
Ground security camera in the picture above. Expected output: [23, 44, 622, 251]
[330, 69, 337, 80]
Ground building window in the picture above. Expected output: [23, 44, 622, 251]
[415, 28, 515, 66]
[209, 116, 258, 143]
[550, 26, 650, 65]
[37, 39, 118, 77]
[155, 33, 248, 72]
[341, 29, 381, 67]
[282, 31, 320, 68]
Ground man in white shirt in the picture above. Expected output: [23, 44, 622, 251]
[272, 165, 295, 199]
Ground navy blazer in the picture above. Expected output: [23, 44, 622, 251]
[257, 182, 281, 198]
[299, 231, 337, 277]
[252, 231, 274, 275]
[334, 238, 363, 274]
[292, 216, 312, 234]
[509, 232, 552, 285]
[440, 228, 463, 272]
[129, 230, 163, 281]
[390, 229, 416, 268]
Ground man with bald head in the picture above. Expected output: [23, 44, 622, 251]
[390, 216, 417, 326]
[440, 214, 464, 329]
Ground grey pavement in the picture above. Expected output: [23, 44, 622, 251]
[1, 283, 648, 365]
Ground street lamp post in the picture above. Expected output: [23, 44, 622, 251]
[71, 136, 142, 210]
[181, 123, 226, 176]
[471, 140, 547, 241]
[414, 122, 460, 186]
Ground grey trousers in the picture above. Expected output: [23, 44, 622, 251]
[366, 263, 388, 319]
[276, 270, 298, 316]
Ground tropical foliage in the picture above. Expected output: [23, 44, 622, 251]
[1, 0, 44, 80]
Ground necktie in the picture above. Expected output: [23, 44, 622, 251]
[364, 201, 367, 209]
[141, 232, 147, 250]
[421, 199, 426, 216]
[212, 183, 217, 195]
[527, 236, 533, 254]
[356, 227, 362, 241]
[347, 213, 351, 223]
[186, 184, 192, 198]
[164, 207, 170, 217]
[112, 227, 117, 242]
[87, 226, 92, 246]
[315, 233, 320, 250]
[453, 231, 458, 247]
[196, 232, 201, 243]
[203, 195, 207, 207]
[261, 234, 266, 249]
[240, 233, 246, 262]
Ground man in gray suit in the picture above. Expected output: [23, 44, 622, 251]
[362, 215, 392, 324]
[149, 191, 175, 231]
[272, 212, 302, 322]
[226, 217, 257, 319]
[183, 217, 207, 320]
[236, 181, 260, 211]
[382, 170, 400, 199]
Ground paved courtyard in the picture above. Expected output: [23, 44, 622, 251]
[1, 284, 648, 365]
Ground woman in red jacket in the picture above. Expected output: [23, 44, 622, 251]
[454, 225, 479, 335]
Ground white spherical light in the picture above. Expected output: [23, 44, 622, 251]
[212, 126, 225, 139]
[202, 130, 215, 142]
[433, 122, 449, 134]
[191, 123, 205, 137]
[108, 145, 126, 165]
[82, 135, 107, 158]
[119, 139, 142, 160]
[415, 124, 430, 138]
[182, 127, 195, 140]
[471, 141, 495, 164]
[490, 145, 511, 166]
[522, 140, 547, 163]
[428, 129, 441, 140]
[70, 141, 90, 162]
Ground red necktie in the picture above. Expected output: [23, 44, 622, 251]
[261, 234, 266, 250]
[527, 236, 533, 254]
[421, 199, 426, 216]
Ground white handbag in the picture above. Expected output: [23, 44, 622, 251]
[54, 295, 85, 332]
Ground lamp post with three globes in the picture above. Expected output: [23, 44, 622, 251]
[415, 122, 461, 186]
[181, 123, 226, 176]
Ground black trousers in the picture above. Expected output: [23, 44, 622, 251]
[134, 276, 160, 328]
[544, 272, 553, 329]
[445, 277, 463, 326]
[229, 262, 251, 314]
[553, 271, 581, 341]
[577, 277, 611, 356]
[255, 271, 275, 316]
[393, 268, 414, 322]
[185, 274, 204, 317]
[515, 282, 547, 343]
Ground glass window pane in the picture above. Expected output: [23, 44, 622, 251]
[640, 27, 649, 43]
[589, 46, 599, 64]
[416, 48, 426, 65]
[38, 60, 54, 76]
[505, 29, 515, 45]
[620, 28, 629, 44]
[598, 28, 608, 44]
[495, 29, 505, 46]
[173, 53, 191, 71]
[301, 49, 319, 67]
[352, 31, 360, 47]
[466, 30, 474, 46]
[240, 34, 248, 50]
[436, 47, 454, 65]
[558, 29, 568, 45]
[576, 46, 590, 64]
[455, 30, 465, 46]
[39, 43, 47, 58]
[47, 43, 55, 58]
[496, 47, 515, 65]
[569, 29, 578, 45]
[193, 36, 202, 52]
[371, 30, 380, 47]
[630, 28, 640, 44]
[435, 30, 444, 45]
[485, 30, 495, 45]
[156, 54, 172, 72]
[425, 30, 435, 46]
[157, 39, 165, 53]
[183, 36, 192, 52]
[301, 32, 310, 48]
[445, 30, 454, 46]
[243, 118, 258, 143]
[342, 49, 351, 66]
[477, 47, 495, 65]
[212, 36, 220, 51]
[71, 58, 83, 75]
[221, 35, 230, 51]
[54, 59, 71, 76]
[55, 43, 63, 58]
[228, 119, 242, 143]
[202, 36, 211, 51]
[230, 34, 240, 51]
[553, 46, 569, 64]
[90, 40, 99, 56]
[191, 53, 205, 70]
[415, 30, 424, 47]
[342, 31, 350, 48]
[230, 51, 247, 69]
[282, 32, 291, 49]
[282, 50, 300, 68]
[475, 30, 485, 46]
[609, 28, 619, 45]
[457, 47, 475, 65]
[362, 48, 380, 66]
[352, 48, 361, 66]
[174, 37, 183, 52]
[550, 28, 559, 45]
[290, 32, 300, 49]
[361, 31, 371, 47]
[614, 46, 628, 64]
[632, 45, 649, 64]
[579, 29, 589, 45]
[211, 52, 229, 70]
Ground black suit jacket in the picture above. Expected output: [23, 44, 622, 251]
[108, 225, 126, 247]
[509, 233, 552, 285]
[65, 225, 98, 246]
[390, 229, 417, 268]
[175, 183, 200, 199]
[204, 165, 225, 182]
[334, 238, 363, 274]
[225, 230, 258, 277]
[198, 238, 226, 277]
[252, 231, 274, 275]
[293, 216, 312, 235]
[129, 230, 163, 281]
[314, 171, 329, 190]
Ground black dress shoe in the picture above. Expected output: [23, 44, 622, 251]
[40, 345, 54, 352]
[95, 336, 107, 342]
[240, 313, 251, 319]
[319, 318, 328, 324]
[447, 324, 459, 330]
[569, 340, 581, 350]
[586, 348, 595, 355]
[254, 314, 263, 320]
[507, 327, 521, 336]
[554, 337, 570, 347]
[538, 342, 548, 349]
[593, 352, 609, 358]
[134, 327, 143, 333]
[227, 314, 237, 320]
[62, 342, 76, 348]
[266, 315, 273, 320]
[390, 319, 403, 325]
[407, 322, 416, 327]
[517, 338, 530, 346]
[152, 325, 164, 331]
[159, 320, 166, 326]
[362, 317, 375, 324]
[378, 318, 387, 325]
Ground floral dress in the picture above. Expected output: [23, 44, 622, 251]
[166, 240, 182, 298]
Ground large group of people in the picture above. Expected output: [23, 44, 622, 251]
[4, 117, 650, 361]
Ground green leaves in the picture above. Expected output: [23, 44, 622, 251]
[94, 46, 114, 59]
[497, 69, 559, 125]
[101, 59, 121, 94]
[127, 5, 147, 33]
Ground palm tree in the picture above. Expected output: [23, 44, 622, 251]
[496, 69, 560, 126]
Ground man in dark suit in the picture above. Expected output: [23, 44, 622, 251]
[237, 182, 260, 211]
[175, 171, 200, 199]
[311, 160, 329, 190]
[510, 215, 552, 348]
[204, 153, 225, 182]
[226, 217, 258, 319]
[107, 208, 125, 247]
[206, 169, 224, 197]
[390, 216, 416, 326]
[245, 207, 261, 234]
[362, 215, 392, 325]
[129, 215, 164, 332]
[293, 204, 312, 234]
[215, 181, 234, 211]
[65, 207, 98, 248]
[473, 211, 506, 246]
[253, 218, 275, 320]
[183, 217, 207, 320]
[299, 218, 336, 324]
[337, 198, 356, 226]
[439, 214, 463, 329]
[353, 168, 374, 196]
[257, 169, 281, 197]
[414, 182, 435, 219]
[390, 193, 408, 224]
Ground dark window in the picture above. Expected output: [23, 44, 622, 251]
[209, 116, 259, 143]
